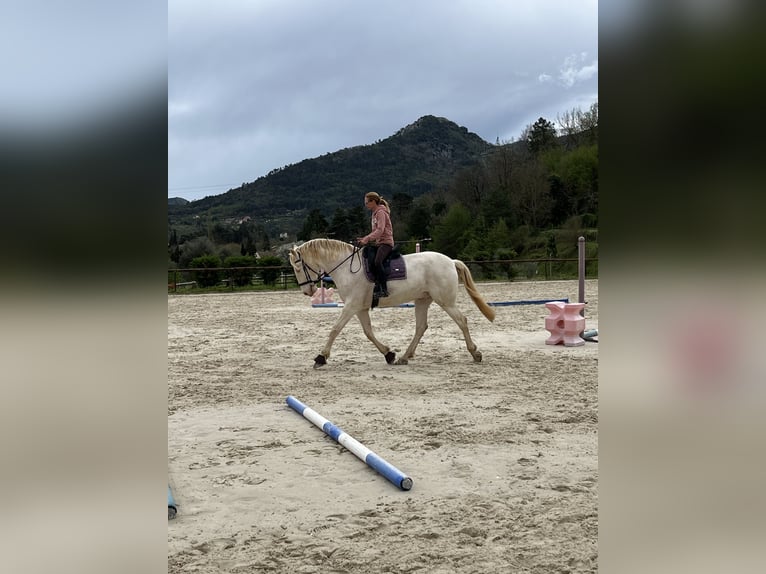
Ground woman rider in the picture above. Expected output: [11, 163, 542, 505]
[357, 192, 394, 298]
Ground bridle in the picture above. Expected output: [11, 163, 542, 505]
[292, 244, 363, 288]
[292, 251, 325, 288]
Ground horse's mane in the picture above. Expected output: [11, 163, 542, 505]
[298, 238, 354, 262]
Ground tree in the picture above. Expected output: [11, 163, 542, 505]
[211, 222, 236, 244]
[525, 117, 558, 154]
[256, 255, 285, 285]
[580, 101, 598, 144]
[512, 159, 552, 229]
[480, 187, 516, 229]
[547, 173, 572, 227]
[406, 199, 432, 240]
[390, 193, 413, 239]
[189, 255, 222, 287]
[347, 206, 368, 239]
[486, 218, 513, 252]
[168, 229, 180, 263]
[259, 229, 271, 252]
[449, 164, 489, 216]
[179, 236, 217, 269]
[432, 203, 473, 258]
[224, 255, 257, 286]
[556, 101, 599, 148]
[558, 145, 598, 216]
[298, 209, 329, 240]
[241, 236, 257, 256]
[556, 108, 581, 148]
[328, 208, 352, 242]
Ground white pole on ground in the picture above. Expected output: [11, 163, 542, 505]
[286, 395, 413, 490]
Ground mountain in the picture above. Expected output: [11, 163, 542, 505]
[168, 115, 494, 236]
[168, 197, 190, 206]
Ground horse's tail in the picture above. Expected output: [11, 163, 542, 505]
[454, 260, 495, 322]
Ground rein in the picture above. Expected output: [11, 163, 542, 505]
[294, 244, 363, 287]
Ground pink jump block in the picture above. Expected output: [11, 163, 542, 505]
[544, 301, 586, 347]
[310, 287, 335, 305]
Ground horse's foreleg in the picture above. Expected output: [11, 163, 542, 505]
[397, 297, 432, 365]
[314, 308, 356, 368]
[442, 305, 482, 363]
[355, 310, 396, 364]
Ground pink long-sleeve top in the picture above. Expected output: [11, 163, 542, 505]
[361, 204, 394, 246]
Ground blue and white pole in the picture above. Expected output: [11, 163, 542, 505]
[168, 485, 177, 520]
[286, 395, 413, 491]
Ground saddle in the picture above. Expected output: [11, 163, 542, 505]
[362, 245, 407, 282]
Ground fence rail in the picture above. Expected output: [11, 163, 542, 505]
[167, 258, 598, 293]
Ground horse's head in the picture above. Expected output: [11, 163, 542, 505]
[289, 245, 318, 296]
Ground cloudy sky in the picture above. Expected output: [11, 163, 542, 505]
[169, 0, 598, 201]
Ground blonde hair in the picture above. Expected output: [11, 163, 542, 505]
[365, 192, 390, 212]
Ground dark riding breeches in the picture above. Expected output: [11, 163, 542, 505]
[373, 243, 393, 292]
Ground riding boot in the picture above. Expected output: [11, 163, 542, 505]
[373, 269, 388, 298]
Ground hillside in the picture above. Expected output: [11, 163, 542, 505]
[168, 115, 493, 235]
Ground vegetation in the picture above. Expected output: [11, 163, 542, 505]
[168, 104, 598, 286]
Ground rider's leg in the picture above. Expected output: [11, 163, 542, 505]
[373, 244, 392, 297]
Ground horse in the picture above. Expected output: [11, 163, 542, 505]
[288, 238, 496, 368]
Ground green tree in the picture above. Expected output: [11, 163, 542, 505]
[298, 209, 329, 240]
[558, 144, 598, 216]
[168, 229, 180, 263]
[407, 199, 432, 240]
[347, 206, 368, 239]
[328, 208, 352, 242]
[449, 164, 488, 217]
[211, 222, 236, 244]
[525, 117, 558, 154]
[224, 255, 257, 286]
[259, 229, 271, 252]
[189, 255, 222, 287]
[241, 236, 257, 256]
[432, 203, 473, 257]
[179, 236, 217, 268]
[547, 173, 571, 226]
[511, 159, 552, 229]
[480, 187, 515, 229]
[580, 101, 598, 145]
[256, 255, 285, 285]
[487, 218, 513, 252]
[484, 145, 518, 220]
[390, 192, 413, 238]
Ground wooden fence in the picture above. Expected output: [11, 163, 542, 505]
[168, 258, 598, 293]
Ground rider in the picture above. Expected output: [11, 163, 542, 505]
[357, 192, 394, 298]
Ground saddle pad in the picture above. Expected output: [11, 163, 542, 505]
[363, 251, 407, 282]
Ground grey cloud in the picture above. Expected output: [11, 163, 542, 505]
[169, 0, 598, 200]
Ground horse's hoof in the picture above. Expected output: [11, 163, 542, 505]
[313, 354, 327, 368]
[395, 358, 409, 365]
[384, 351, 396, 364]
[473, 351, 483, 363]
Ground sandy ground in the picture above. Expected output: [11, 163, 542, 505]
[168, 280, 598, 573]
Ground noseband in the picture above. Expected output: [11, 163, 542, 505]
[292, 245, 363, 287]
[292, 252, 325, 287]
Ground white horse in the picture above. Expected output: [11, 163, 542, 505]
[289, 238, 496, 368]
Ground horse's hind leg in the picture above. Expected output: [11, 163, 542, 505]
[355, 309, 396, 364]
[441, 304, 483, 362]
[397, 296, 432, 365]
